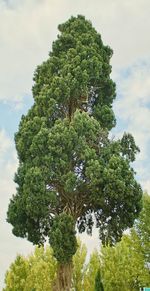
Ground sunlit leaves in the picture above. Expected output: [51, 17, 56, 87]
[3, 247, 56, 291]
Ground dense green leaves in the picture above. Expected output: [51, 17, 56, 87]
[49, 213, 77, 263]
[32, 15, 116, 129]
[120, 132, 140, 162]
[95, 268, 104, 291]
[7, 109, 142, 246]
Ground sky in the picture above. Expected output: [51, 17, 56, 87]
[1, 0, 150, 288]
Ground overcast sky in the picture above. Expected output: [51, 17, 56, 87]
[1, 0, 150, 288]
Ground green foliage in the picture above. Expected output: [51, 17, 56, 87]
[32, 15, 116, 129]
[7, 15, 142, 267]
[3, 255, 28, 291]
[120, 132, 140, 162]
[95, 268, 104, 291]
[72, 239, 87, 291]
[99, 194, 150, 291]
[135, 192, 150, 263]
[100, 231, 150, 291]
[83, 251, 100, 291]
[24, 247, 56, 291]
[49, 213, 77, 263]
[3, 247, 56, 291]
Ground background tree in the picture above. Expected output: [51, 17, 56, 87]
[7, 15, 142, 290]
[135, 192, 150, 264]
[101, 233, 149, 290]
[3, 247, 56, 291]
[24, 247, 57, 291]
[72, 239, 87, 291]
[94, 268, 104, 291]
[3, 255, 29, 291]
[83, 251, 100, 291]
[100, 193, 150, 291]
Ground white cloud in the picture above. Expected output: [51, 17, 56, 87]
[1, 0, 150, 105]
[112, 62, 150, 198]
[79, 228, 100, 257]
[114, 62, 150, 163]
[142, 180, 150, 193]
[0, 129, 12, 158]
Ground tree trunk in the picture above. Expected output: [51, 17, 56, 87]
[53, 261, 73, 291]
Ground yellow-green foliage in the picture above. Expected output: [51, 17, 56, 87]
[101, 231, 150, 291]
[72, 239, 87, 290]
[3, 246, 56, 291]
[83, 250, 100, 291]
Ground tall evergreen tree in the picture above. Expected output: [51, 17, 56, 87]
[7, 15, 142, 290]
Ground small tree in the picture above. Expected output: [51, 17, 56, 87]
[3, 255, 28, 291]
[135, 192, 150, 263]
[72, 239, 87, 291]
[95, 268, 104, 291]
[83, 250, 100, 291]
[7, 15, 142, 290]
